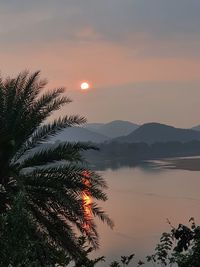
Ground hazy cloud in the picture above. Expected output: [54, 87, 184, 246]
[0, 1, 200, 126]
[1, 0, 200, 56]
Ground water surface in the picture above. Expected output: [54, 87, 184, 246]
[94, 163, 200, 265]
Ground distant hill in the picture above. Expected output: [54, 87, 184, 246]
[114, 122, 200, 144]
[51, 127, 109, 143]
[86, 120, 139, 138]
[85, 123, 105, 131]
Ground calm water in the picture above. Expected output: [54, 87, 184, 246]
[94, 163, 200, 266]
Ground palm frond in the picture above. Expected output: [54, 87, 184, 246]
[0, 70, 112, 264]
[18, 142, 96, 168]
[13, 115, 86, 162]
[91, 203, 114, 229]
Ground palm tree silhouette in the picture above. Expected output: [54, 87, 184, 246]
[0, 71, 113, 265]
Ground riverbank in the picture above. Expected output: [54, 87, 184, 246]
[164, 157, 200, 171]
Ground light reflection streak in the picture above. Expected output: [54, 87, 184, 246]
[82, 171, 92, 232]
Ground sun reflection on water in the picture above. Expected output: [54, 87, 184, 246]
[82, 171, 93, 232]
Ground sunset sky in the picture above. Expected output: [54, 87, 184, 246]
[1, 0, 200, 127]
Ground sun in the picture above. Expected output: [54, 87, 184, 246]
[81, 82, 90, 90]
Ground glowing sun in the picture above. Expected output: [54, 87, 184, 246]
[81, 82, 90, 90]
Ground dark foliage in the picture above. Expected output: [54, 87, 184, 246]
[147, 218, 200, 267]
[0, 71, 113, 266]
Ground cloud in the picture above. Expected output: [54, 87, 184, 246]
[0, 1, 200, 128]
[1, 0, 200, 49]
[0, 0, 199, 65]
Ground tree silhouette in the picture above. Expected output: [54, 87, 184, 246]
[0, 71, 113, 266]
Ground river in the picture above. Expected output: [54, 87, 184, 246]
[93, 162, 200, 266]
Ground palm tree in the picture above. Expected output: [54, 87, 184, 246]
[0, 71, 113, 266]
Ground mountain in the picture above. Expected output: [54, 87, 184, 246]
[51, 127, 109, 143]
[86, 120, 139, 138]
[85, 123, 105, 131]
[114, 122, 200, 144]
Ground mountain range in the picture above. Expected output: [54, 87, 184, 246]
[52, 126, 109, 143]
[51, 120, 200, 144]
[115, 123, 200, 144]
[52, 120, 139, 143]
[85, 120, 139, 138]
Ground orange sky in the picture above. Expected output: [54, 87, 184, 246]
[1, 1, 200, 127]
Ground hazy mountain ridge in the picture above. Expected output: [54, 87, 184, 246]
[52, 126, 109, 143]
[50, 121, 200, 145]
[50, 120, 139, 143]
[86, 120, 139, 138]
[114, 122, 200, 144]
[85, 123, 105, 131]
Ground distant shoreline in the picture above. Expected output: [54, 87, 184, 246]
[162, 157, 200, 171]
[88, 156, 200, 171]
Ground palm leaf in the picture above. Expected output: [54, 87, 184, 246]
[0, 71, 112, 264]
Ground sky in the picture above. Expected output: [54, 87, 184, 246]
[1, 0, 200, 128]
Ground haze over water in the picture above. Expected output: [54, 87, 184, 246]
[95, 163, 200, 265]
